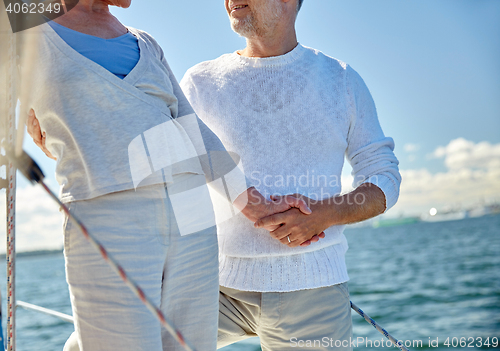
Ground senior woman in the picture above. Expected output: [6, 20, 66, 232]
[22, 1, 313, 350]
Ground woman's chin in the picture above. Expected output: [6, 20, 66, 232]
[113, 0, 132, 9]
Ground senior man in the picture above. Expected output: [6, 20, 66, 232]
[179, 0, 401, 350]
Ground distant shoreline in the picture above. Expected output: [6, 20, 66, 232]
[0, 248, 63, 260]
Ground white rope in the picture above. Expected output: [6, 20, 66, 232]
[351, 301, 411, 351]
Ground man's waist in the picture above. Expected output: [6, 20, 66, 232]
[217, 216, 346, 258]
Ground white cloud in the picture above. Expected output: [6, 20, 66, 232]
[404, 143, 421, 153]
[390, 138, 500, 215]
[433, 137, 500, 171]
[391, 166, 500, 214]
[0, 185, 64, 254]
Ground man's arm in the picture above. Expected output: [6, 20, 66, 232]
[257, 65, 401, 247]
[254, 182, 385, 247]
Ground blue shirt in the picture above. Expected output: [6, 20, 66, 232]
[48, 21, 140, 79]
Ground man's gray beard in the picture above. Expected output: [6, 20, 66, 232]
[230, 16, 259, 38]
[230, 2, 283, 38]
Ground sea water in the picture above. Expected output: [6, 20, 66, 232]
[1, 214, 498, 350]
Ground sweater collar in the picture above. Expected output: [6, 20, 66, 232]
[230, 43, 306, 67]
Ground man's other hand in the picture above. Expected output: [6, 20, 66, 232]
[255, 194, 329, 248]
[235, 188, 312, 232]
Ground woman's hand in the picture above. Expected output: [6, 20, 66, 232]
[26, 109, 56, 160]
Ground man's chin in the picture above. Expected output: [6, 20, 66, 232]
[231, 23, 255, 38]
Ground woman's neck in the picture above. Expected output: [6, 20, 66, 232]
[54, 0, 127, 39]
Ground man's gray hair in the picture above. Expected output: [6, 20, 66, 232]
[297, 0, 304, 12]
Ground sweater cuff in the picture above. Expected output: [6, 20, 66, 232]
[363, 174, 400, 211]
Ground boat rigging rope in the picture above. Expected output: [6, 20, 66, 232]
[351, 301, 411, 351]
[5, 29, 17, 351]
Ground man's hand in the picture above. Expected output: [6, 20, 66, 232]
[255, 184, 386, 248]
[255, 194, 329, 248]
[26, 109, 56, 160]
[233, 188, 312, 231]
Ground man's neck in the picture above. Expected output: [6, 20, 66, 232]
[238, 29, 298, 58]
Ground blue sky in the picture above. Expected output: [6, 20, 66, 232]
[2, 0, 500, 251]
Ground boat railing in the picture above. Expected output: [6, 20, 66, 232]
[16, 301, 74, 325]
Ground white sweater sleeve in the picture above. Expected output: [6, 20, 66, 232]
[345, 65, 401, 210]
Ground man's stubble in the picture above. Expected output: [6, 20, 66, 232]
[230, 0, 283, 38]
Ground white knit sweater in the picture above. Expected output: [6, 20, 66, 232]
[180, 44, 401, 292]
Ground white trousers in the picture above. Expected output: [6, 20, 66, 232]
[63, 174, 219, 351]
